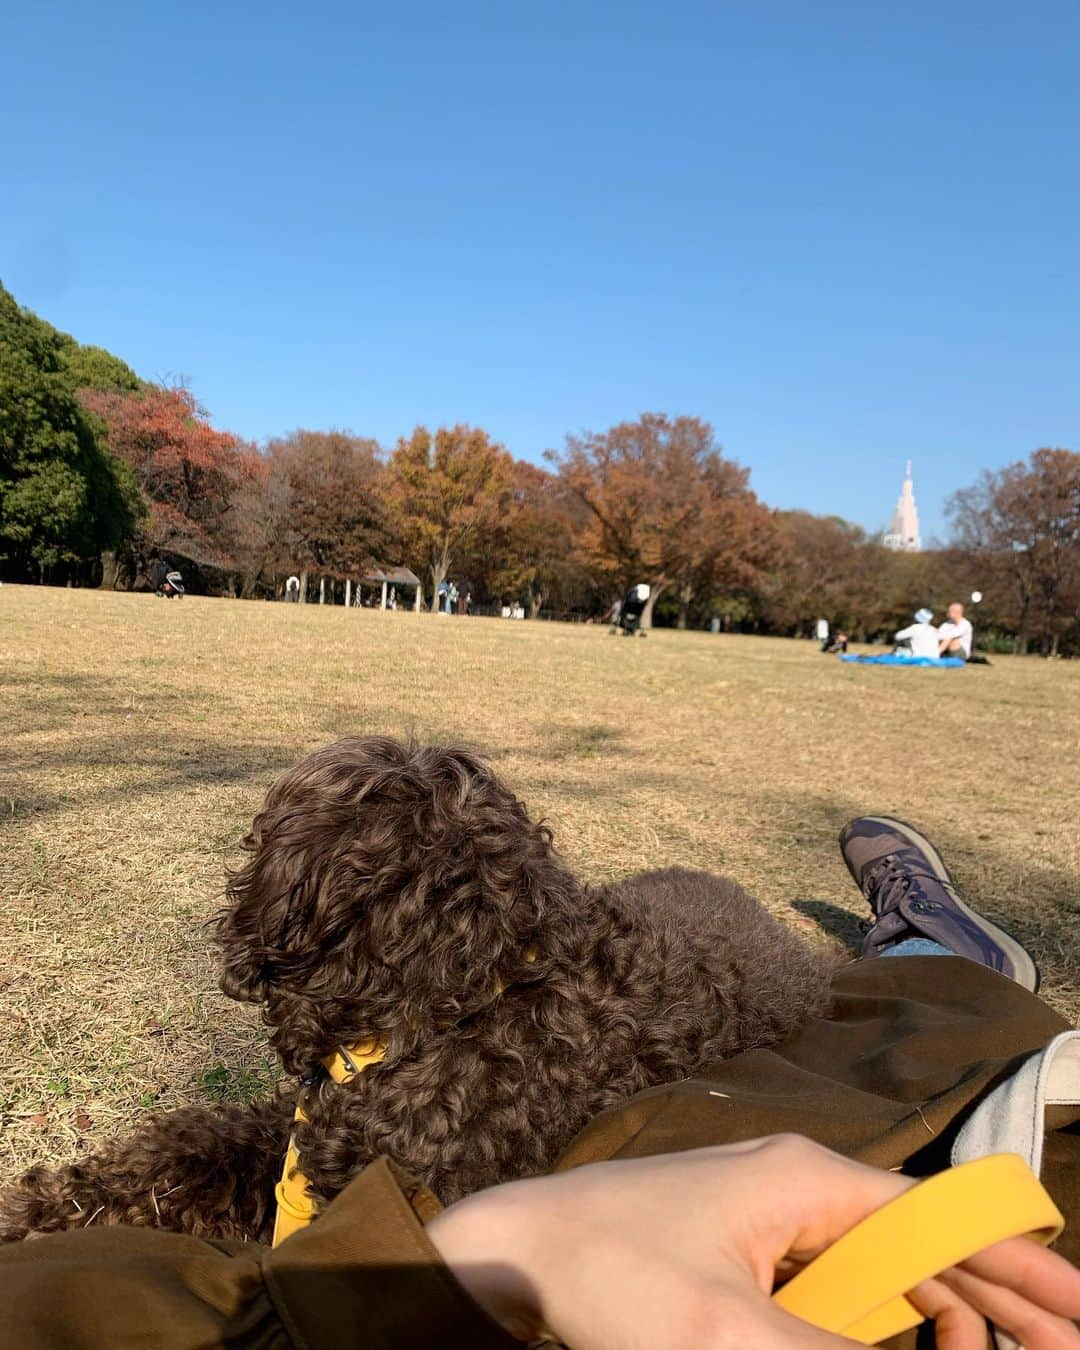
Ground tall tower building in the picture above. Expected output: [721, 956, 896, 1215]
[883, 460, 921, 552]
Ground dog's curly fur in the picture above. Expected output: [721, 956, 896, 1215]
[0, 737, 839, 1243]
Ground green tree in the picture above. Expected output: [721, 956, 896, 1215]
[60, 341, 142, 394]
[0, 282, 140, 581]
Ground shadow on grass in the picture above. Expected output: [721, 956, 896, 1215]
[791, 899, 866, 952]
[1, 670, 299, 826]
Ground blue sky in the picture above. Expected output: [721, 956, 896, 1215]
[3, 1, 1077, 540]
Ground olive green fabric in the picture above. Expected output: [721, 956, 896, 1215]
[0, 957, 1075, 1348]
[0, 1158, 514, 1350]
[554, 957, 1079, 1350]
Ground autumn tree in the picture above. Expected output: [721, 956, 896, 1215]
[389, 425, 513, 611]
[460, 461, 587, 615]
[948, 448, 1080, 655]
[79, 384, 256, 585]
[759, 513, 884, 638]
[222, 453, 294, 596]
[263, 430, 390, 599]
[554, 413, 766, 628]
[666, 457, 780, 628]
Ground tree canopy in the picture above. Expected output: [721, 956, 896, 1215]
[390, 425, 514, 611]
[0, 282, 141, 581]
[948, 448, 1080, 655]
[554, 414, 776, 627]
[2, 282, 1076, 652]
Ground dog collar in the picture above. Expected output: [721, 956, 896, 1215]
[271, 1037, 386, 1246]
[271, 948, 538, 1247]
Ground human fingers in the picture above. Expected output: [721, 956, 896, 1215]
[957, 1235, 1080, 1321]
[725, 1136, 916, 1278]
[930, 1262, 1080, 1350]
[900, 1277, 990, 1350]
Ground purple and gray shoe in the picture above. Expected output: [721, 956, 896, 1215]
[839, 815, 1040, 992]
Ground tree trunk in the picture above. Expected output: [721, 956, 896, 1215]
[100, 551, 120, 590]
[319, 576, 326, 605]
[641, 581, 668, 631]
[676, 580, 693, 630]
[299, 570, 308, 604]
[414, 585, 422, 612]
[429, 557, 449, 613]
[345, 578, 352, 608]
[528, 587, 546, 620]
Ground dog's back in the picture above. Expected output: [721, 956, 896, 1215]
[600, 867, 839, 1059]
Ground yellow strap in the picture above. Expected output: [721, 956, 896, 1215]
[271, 1039, 388, 1247]
[271, 951, 539, 1247]
[773, 1154, 1064, 1344]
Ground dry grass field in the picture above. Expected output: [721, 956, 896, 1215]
[2, 583, 1078, 1179]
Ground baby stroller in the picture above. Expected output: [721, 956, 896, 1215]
[613, 583, 650, 636]
[157, 569, 185, 599]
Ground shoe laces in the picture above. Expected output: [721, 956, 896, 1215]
[863, 856, 945, 920]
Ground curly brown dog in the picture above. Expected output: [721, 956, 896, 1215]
[0, 737, 838, 1244]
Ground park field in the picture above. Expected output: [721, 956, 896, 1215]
[1, 584, 1078, 1176]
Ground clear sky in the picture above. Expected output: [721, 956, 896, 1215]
[3, 1, 1077, 540]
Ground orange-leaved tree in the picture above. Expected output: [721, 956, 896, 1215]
[389, 425, 513, 611]
[667, 455, 779, 628]
[465, 461, 587, 615]
[948, 448, 1080, 655]
[263, 430, 390, 597]
[79, 384, 257, 584]
[554, 412, 762, 628]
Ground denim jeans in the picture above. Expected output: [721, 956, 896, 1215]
[882, 937, 951, 958]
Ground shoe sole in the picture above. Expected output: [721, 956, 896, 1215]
[841, 815, 1041, 993]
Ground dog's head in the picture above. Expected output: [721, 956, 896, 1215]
[212, 737, 576, 1075]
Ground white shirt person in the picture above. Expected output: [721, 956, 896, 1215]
[894, 607, 940, 659]
[937, 602, 974, 658]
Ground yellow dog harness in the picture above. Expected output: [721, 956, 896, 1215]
[272, 997, 1066, 1347]
[272, 1038, 388, 1247]
[272, 949, 540, 1248]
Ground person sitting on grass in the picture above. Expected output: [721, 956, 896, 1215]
[1, 815, 1078, 1348]
[821, 629, 849, 654]
[894, 607, 940, 659]
[938, 601, 974, 660]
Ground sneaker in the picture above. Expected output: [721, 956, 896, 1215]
[839, 816, 1040, 992]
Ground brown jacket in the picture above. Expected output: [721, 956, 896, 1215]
[1, 957, 1076, 1348]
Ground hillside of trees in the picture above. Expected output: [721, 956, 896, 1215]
[2, 281, 1077, 653]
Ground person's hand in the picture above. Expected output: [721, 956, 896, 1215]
[427, 1135, 1080, 1348]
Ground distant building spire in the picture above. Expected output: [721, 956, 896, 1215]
[883, 462, 921, 552]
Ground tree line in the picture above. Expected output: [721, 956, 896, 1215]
[2, 281, 1077, 653]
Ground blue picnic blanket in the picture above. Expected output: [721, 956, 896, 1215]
[840, 654, 966, 668]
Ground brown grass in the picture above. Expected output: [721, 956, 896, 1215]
[1, 584, 1077, 1175]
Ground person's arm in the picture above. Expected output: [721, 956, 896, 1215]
[429, 1136, 1080, 1348]
[3, 1143, 1076, 1350]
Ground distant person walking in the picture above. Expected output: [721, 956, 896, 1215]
[893, 607, 939, 659]
[938, 601, 974, 659]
